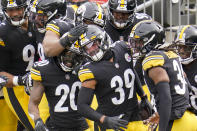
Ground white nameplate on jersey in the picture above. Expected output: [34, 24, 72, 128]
[125, 53, 131, 62]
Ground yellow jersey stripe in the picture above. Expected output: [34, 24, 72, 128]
[0, 41, 5, 47]
[31, 73, 42, 81]
[179, 25, 190, 39]
[142, 56, 164, 71]
[47, 24, 59, 30]
[164, 51, 179, 59]
[46, 27, 60, 36]
[78, 69, 95, 82]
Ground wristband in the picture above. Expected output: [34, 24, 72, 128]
[12, 76, 19, 86]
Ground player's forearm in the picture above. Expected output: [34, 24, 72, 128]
[0, 71, 14, 88]
[78, 87, 103, 123]
[28, 101, 40, 121]
[43, 33, 65, 57]
[156, 81, 172, 131]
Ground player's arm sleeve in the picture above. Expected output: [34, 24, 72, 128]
[78, 86, 103, 123]
[78, 68, 95, 82]
[142, 54, 165, 72]
[156, 81, 172, 131]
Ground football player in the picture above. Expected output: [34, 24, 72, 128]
[174, 25, 197, 115]
[128, 20, 197, 131]
[43, 1, 106, 57]
[75, 2, 106, 28]
[105, 0, 152, 42]
[77, 25, 149, 131]
[29, 0, 68, 61]
[29, 46, 90, 131]
[0, 0, 49, 130]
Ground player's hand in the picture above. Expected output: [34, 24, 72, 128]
[60, 24, 87, 47]
[0, 75, 8, 90]
[102, 116, 128, 131]
[143, 112, 159, 131]
[34, 118, 48, 131]
[140, 95, 153, 119]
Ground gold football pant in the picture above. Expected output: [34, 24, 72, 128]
[3, 86, 49, 130]
[156, 110, 197, 131]
[86, 95, 98, 131]
[0, 98, 18, 131]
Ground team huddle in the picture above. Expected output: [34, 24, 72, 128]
[0, 0, 197, 131]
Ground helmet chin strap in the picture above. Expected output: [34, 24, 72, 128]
[91, 49, 104, 61]
[181, 56, 195, 65]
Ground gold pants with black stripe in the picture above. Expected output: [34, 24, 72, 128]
[3, 86, 49, 130]
[155, 110, 197, 131]
[94, 121, 149, 131]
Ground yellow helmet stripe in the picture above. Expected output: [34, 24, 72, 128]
[97, 4, 102, 20]
[179, 25, 191, 39]
[120, 0, 125, 7]
[71, 5, 78, 12]
[9, 0, 14, 4]
[33, 0, 38, 8]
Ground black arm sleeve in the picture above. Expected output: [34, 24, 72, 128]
[156, 81, 172, 131]
[77, 87, 103, 123]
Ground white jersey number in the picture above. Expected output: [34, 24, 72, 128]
[111, 68, 135, 105]
[54, 82, 81, 112]
[173, 60, 186, 95]
[23, 44, 35, 71]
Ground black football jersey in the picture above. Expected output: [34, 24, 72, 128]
[105, 13, 152, 42]
[142, 51, 190, 120]
[46, 19, 74, 38]
[183, 59, 197, 114]
[78, 42, 139, 120]
[0, 20, 38, 75]
[31, 58, 88, 129]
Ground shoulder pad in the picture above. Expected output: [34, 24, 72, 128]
[142, 51, 165, 71]
[46, 19, 74, 37]
[78, 67, 95, 83]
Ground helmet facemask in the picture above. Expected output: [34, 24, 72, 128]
[175, 41, 197, 65]
[58, 48, 83, 72]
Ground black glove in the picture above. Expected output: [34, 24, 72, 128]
[139, 95, 153, 119]
[17, 73, 33, 95]
[60, 24, 87, 47]
[102, 116, 128, 131]
[0, 75, 8, 90]
[34, 118, 48, 131]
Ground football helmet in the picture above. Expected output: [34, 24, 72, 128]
[75, 2, 106, 27]
[78, 24, 112, 61]
[108, 0, 136, 29]
[174, 25, 197, 64]
[29, 0, 66, 33]
[1, 0, 28, 26]
[128, 20, 165, 56]
[57, 43, 83, 72]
